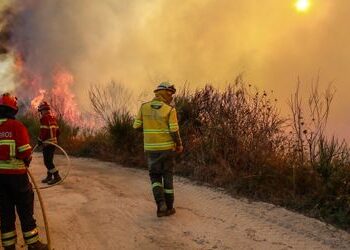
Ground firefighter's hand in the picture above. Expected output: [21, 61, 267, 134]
[24, 156, 32, 167]
[176, 145, 183, 154]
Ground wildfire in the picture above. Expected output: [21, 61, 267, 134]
[14, 59, 101, 130]
[1, 2, 98, 131]
[31, 89, 46, 109]
[51, 67, 80, 123]
[26, 67, 101, 130]
[25, 67, 80, 123]
[15, 53, 81, 125]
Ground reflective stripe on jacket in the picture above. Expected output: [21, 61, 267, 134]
[133, 99, 179, 151]
[39, 113, 59, 144]
[0, 118, 32, 174]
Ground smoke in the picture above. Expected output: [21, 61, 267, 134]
[0, 0, 336, 92]
[0, 0, 350, 137]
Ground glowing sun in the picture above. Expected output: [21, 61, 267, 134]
[295, 0, 311, 12]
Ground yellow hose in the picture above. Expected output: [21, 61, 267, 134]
[27, 141, 71, 250]
[27, 168, 52, 250]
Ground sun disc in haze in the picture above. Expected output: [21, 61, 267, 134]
[295, 0, 310, 12]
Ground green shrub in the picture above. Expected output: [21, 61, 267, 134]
[17, 110, 40, 145]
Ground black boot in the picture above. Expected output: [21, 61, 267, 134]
[47, 172, 61, 185]
[157, 202, 167, 217]
[41, 173, 52, 183]
[166, 207, 176, 216]
[4, 244, 16, 250]
[27, 241, 48, 250]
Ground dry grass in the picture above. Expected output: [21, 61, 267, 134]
[19, 77, 350, 230]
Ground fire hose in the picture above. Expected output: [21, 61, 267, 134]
[26, 141, 71, 250]
[26, 169, 52, 250]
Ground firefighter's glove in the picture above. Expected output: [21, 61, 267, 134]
[176, 145, 183, 154]
[24, 156, 32, 167]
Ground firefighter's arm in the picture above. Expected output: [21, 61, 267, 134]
[170, 131, 183, 153]
[16, 123, 32, 166]
[133, 107, 143, 131]
[169, 108, 183, 153]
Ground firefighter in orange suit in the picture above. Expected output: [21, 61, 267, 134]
[133, 82, 183, 217]
[37, 101, 61, 185]
[0, 93, 48, 250]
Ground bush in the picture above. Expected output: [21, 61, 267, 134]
[107, 111, 142, 153]
[175, 78, 289, 192]
[89, 81, 144, 163]
[18, 110, 40, 146]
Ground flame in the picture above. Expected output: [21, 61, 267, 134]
[28, 67, 95, 129]
[14, 53, 99, 130]
[31, 89, 46, 109]
[51, 67, 80, 124]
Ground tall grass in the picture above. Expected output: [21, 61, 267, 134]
[89, 81, 143, 164]
[287, 79, 350, 227]
[175, 78, 290, 195]
[86, 78, 349, 229]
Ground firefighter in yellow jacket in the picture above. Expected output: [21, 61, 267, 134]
[133, 82, 183, 217]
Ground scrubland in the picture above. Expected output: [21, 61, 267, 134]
[19, 77, 350, 230]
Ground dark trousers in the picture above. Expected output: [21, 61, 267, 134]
[147, 151, 175, 209]
[43, 145, 57, 174]
[0, 174, 37, 243]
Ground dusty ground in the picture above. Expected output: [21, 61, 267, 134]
[11, 153, 350, 250]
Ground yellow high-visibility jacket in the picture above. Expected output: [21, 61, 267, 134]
[133, 99, 180, 151]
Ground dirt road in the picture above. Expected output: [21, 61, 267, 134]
[23, 153, 350, 250]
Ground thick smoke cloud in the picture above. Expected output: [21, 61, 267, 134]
[0, 0, 350, 138]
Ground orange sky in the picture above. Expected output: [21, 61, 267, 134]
[0, 0, 349, 139]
